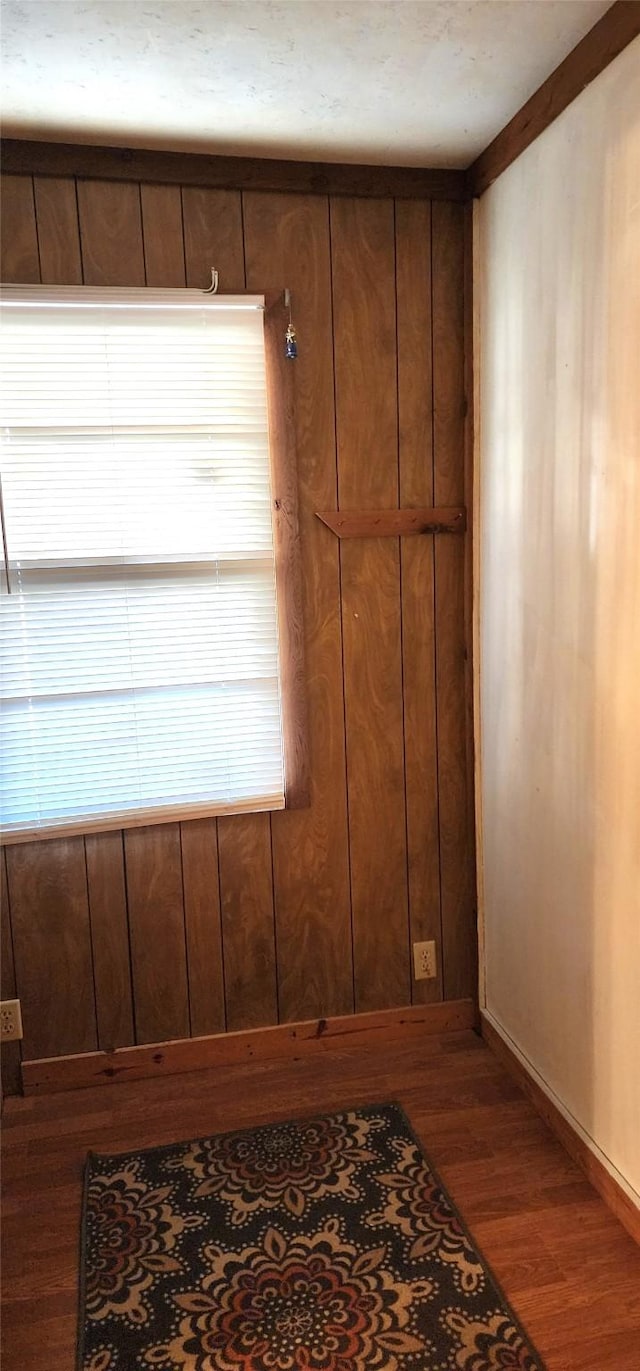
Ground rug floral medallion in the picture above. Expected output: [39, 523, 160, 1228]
[78, 1102, 544, 1371]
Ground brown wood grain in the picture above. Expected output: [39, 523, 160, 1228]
[1, 159, 479, 1072]
[316, 507, 465, 537]
[263, 291, 309, 808]
[76, 179, 145, 285]
[85, 832, 135, 1051]
[468, 1, 640, 196]
[20, 1000, 477, 1093]
[463, 201, 478, 967]
[1, 852, 21, 1096]
[5, 1033, 640, 1371]
[432, 201, 476, 1000]
[243, 191, 353, 1023]
[395, 198, 443, 1004]
[123, 826, 190, 1044]
[0, 174, 40, 281]
[1, 140, 468, 202]
[5, 840, 97, 1059]
[33, 177, 82, 284]
[140, 182, 186, 285]
[331, 196, 410, 1013]
[180, 819, 225, 1037]
[217, 813, 278, 1032]
[181, 186, 245, 290]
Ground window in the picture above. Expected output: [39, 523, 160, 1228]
[0, 286, 307, 839]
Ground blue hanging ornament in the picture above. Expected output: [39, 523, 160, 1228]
[284, 289, 298, 359]
[285, 322, 298, 360]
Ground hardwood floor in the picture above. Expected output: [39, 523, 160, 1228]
[2, 1029, 639, 1369]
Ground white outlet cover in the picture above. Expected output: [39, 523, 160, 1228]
[413, 941, 437, 981]
[0, 998, 23, 1042]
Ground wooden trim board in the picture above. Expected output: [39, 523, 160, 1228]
[316, 508, 466, 538]
[0, 139, 467, 202]
[264, 291, 310, 808]
[481, 1013, 640, 1246]
[21, 999, 478, 1094]
[468, 1, 640, 196]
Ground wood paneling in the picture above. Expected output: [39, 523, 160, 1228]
[432, 201, 476, 1000]
[182, 186, 245, 290]
[77, 179, 145, 285]
[218, 814, 278, 1032]
[243, 191, 353, 1023]
[140, 183, 185, 286]
[124, 826, 190, 1044]
[331, 196, 410, 1012]
[33, 177, 82, 284]
[396, 198, 443, 1004]
[5, 840, 96, 1059]
[0, 161, 475, 1083]
[180, 819, 225, 1038]
[1, 852, 21, 1096]
[85, 833, 134, 1050]
[0, 174, 40, 281]
[2, 139, 468, 201]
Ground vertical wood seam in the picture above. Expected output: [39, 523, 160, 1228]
[328, 194, 356, 1016]
[82, 835, 101, 1048]
[1, 848, 23, 1075]
[139, 182, 148, 285]
[429, 203, 446, 992]
[121, 834, 139, 1045]
[268, 816, 280, 1025]
[394, 198, 414, 1002]
[73, 179, 85, 286]
[178, 825, 193, 1038]
[239, 190, 248, 290]
[463, 200, 478, 949]
[76, 177, 88, 282]
[178, 187, 188, 285]
[29, 174, 43, 281]
[214, 819, 229, 1033]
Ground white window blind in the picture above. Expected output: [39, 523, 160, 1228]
[0, 286, 285, 837]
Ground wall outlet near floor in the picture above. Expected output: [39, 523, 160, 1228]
[413, 940, 437, 981]
[0, 999, 23, 1043]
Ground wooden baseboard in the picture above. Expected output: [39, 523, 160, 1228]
[481, 1012, 640, 1246]
[21, 998, 478, 1095]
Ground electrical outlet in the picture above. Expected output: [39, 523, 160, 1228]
[413, 940, 437, 981]
[0, 999, 23, 1043]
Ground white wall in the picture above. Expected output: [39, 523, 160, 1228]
[477, 37, 640, 1202]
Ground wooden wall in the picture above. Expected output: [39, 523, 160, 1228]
[0, 162, 475, 1090]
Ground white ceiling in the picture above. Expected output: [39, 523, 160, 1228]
[1, 1, 611, 168]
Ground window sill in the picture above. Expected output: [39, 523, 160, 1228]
[0, 794, 292, 846]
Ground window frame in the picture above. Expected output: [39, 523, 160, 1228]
[0, 286, 309, 845]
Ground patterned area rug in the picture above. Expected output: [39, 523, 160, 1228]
[78, 1102, 544, 1370]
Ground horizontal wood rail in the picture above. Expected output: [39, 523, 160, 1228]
[21, 998, 478, 1094]
[0, 139, 467, 202]
[316, 507, 466, 538]
[482, 1013, 640, 1247]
